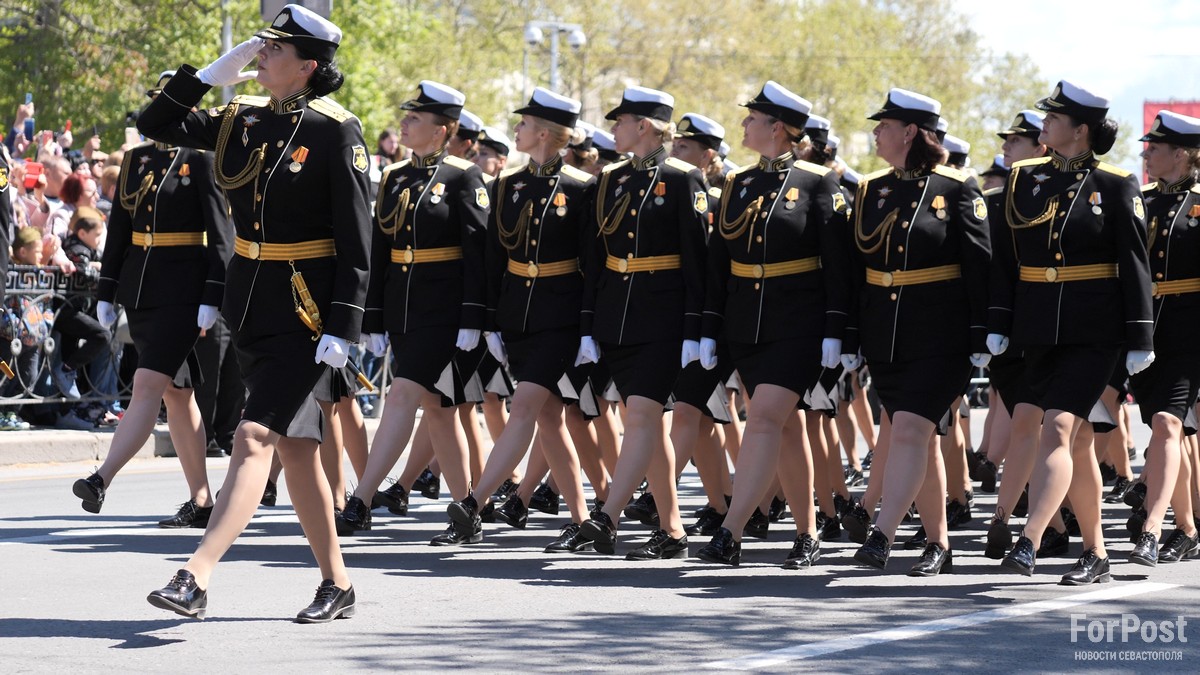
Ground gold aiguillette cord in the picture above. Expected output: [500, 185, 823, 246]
[289, 261, 375, 393]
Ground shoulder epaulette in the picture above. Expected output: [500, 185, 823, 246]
[130, 140, 155, 152]
[383, 159, 412, 173]
[664, 157, 697, 173]
[933, 165, 968, 182]
[725, 164, 752, 180]
[482, 173, 495, 185]
[443, 155, 475, 171]
[1011, 156, 1052, 170]
[982, 186, 1003, 197]
[1095, 161, 1131, 178]
[792, 159, 832, 176]
[560, 164, 592, 183]
[309, 97, 354, 123]
[1191, 184, 1200, 195]
[602, 159, 630, 174]
[861, 167, 892, 184]
[230, 95, 270, 108]
[707, 186, 722, 199]
[499, 164, 526, 179]
[1141, 182, 1157, 193]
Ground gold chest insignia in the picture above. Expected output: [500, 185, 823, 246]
[1133, 196, 1145, 220]
[694, 191, 708, 214]
[352, 145, 368, 173]
[973, 197, 987, 220]
[476, 187, 490, 209]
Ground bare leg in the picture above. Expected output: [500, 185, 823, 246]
[426, 394, 471, 501]
[593, 402, 622, 478]
[836, 401, 862, 470]
[873, 412, 939, 544]
[565, 405, 609, 502]
[913, 434, 950, 549]
[1022, 409, 1083, 547]
[994, 403, 1042, 521]
[538, 402, 590, 522]
[1171, 444, 1197, 536]
[1141, 412, 1184, 538]
[338, 397, 369, 482]
[985, 391, 1012, 467]
[850, 372, 878, 450]
[862, 411, 892, 513]
[690, 419, 728, 511]
[317, 400, 346, 509]
[805, 410, 836, 518]
[352, 379, 425, 504]
[1066, 423, 1107, 558]
[600, 395, 674, 532]
[723, 389, 744, 465]
[163, 385, 213, 507]
[457, 403, 487, 486]
[940, 405, 970, 502]
[778, 410, 816, 537]
[95, 369, 174, 485]
[719, 385, 801, 541]
[465, 383, 549, 501]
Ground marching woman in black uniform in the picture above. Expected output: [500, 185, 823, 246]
[849, 89, 991, 576]
[993, 81, 1154, 584]
[72, 71, 232, 527]
[694, 82, 852, 568]
[1127, 110, 1200, 565]
[338, 80, 488, 545]
[575, 86, 708, 559]
[137, 5, 371, 621]
[444, 88, 595, 550]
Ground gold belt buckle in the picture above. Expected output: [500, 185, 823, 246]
[880, 271, 894, 287]
[527, 262, 540, 278]
[143, 232, 154, 247]
[617, 258, 629, 273]
[247, 241, 261, 260]
[1045, 267, 1058, 282]
[403, 249, 414, 264]
[752, 264, 765, 279]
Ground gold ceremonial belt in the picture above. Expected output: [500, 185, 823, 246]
[508, 258, 579, 278]
[389, 246, 463, 264]
[605, 254, 681, 274]
[1152, 278, 1200, 297]
[234, 236, 335, 261]
[731, 257, 820, 279]
[866, 264, 961, 288]
[1019, 263, 1117, 283]
[133, 231, 207, 248]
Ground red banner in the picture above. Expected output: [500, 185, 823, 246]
[1143, 101, 1200, 182]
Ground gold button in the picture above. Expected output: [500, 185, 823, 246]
[1169, 211, 1176, 217]
[1156, 272, 1164, 279]
[147, 205, 153, 212]
[276, 141, 285, 148]
[1076, 173, 1084, 180]
[549, 178, 557, 185]
[1054, 253, 1062, 260]
[151, 185, 157, 192]
[752, 264, 765, 279]
[145, 226, 150, 231]
[525, 280, 531, 287]
[754, 282, 761, 290]
[247, 241, 261, 259]
[530, 239, 537, 246]
[889, 293, 898, 300]
[292, 115, 298, 124]
[881, 271, 894, 287]
[264, 167, 270, 174]
[778, 175, 784, 181]
[1067, 191, 1075, 198]
[144, 233, 154, 246]
[408, 204, 415, 210]
[638, 190, 646, 196]
[169, 152, 176, 159]
[406, 225, 411, 231]
[1159, 251, 1166, 258]
[403, 249, 414, 264]
[1058, 211, 1066, 217]
[897, 245, 904, 252]
[533, 218, 540, 225]
[253, 222, 260, 230]
[901, 221, 910, 229]
[917, 180, 925, 188]
[161, 169, 167, 175]
[630, 209, 637, 216]
[1178, 195, 1185, 201]
[1052, 232, 1059, 239]
[910, 201, 918, 208]
[527, 262, 540, 277]
[759, 212, 767, 219]
[428, 169, 434, 176]
[1162, 229, 1169, 236]
[618, 258, 629, 273]
[627, 253, 634, 259]
[755, 235, 763, 243]
[401, 265, 408, 272]
[627, 232, 635, 239]
[1045, 267, 1058, 282]
[770, 192, 778, 198]
[540, 198, 547, 204]
[622, 275, 630, 281]
[256, 194, 262, 202]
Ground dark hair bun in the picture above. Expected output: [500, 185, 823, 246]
[308, 60, 345, 97]
[1091, 118, 1119, 155]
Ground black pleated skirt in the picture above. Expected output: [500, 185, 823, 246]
[1130, 350, 1200, 435]
[601, 340, 681, 405]
[1023, 344, 1121, 420]
[126, 304, 202, 388]
[234, 328, 325, 441]
[987, 351, 1038, 416]
[729, 335, 822, 401]
[869, 354, 973, 425]
[505, 327, 577, 393]
[388, 326, 462, 407]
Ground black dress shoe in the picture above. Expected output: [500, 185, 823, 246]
[1129, 531, 1159, 567]
[1159, 528, 1200, 563]
[685, 506, 726, 537]
[909, 542, 953, 577]
[147, 569, 207, 619]
[743, 508, 769, 540]
[479, 501, 496, 523]
[1098, 462, 1118, 486]
[844, 466, 865, 487]
[627, 529, 688, 560]
[335, 496, 372, 535]
[430, 520, 483, 546]
[528, 483, 560, 515]
[375, 482, 409, 516]
[413, 468, 441, 500]
[579, 511, 617, 555]
[1013, 487, 1029, 518]
[295, 579, 355, 623]
[623, 492, 659, 527]
[72, 473, 105, 514]
[853, 528, 891, 570]
[816, 511, 840, 542]
[782, 533, 820, 570]
[833, 493, 853, 520]
[545, 523, 593, 553]
[494, 478, 519, 500]
[966, 447, 982, 480]
[768, 496, 788, 522]
[978, 459, 998, 493]
[447, 494, 480, 532]
[496, 494, 529, 529]
[984, 518, 1011, 560]
[696, 527, 741, 566]
[1038, 527, 1069, 557]
[1127, 508, 1148, 543]
[946, 499, 971, 529]
[903, 526, 928, 550]
[862, 449, 874, 469]
[158, 499, 213, 529]
[843, 503, 872, 544]
[260, 479, 277, 507]
[1061, 508, 1081, 537]
[1104, 476, 1133, 504]
[1001, 535, 1036, 576]
[1123, 482, 1148, 510]
[1060, 549, 1112, 585]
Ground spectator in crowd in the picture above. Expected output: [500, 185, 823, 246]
[97, 165, 118, 218]
[49, 207, 111, 406]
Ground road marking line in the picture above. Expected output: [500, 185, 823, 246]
[704, 581, 1178, 670]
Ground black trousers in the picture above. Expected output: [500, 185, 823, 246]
[193, 316, 245, 451]
[55, 302, 111, 372]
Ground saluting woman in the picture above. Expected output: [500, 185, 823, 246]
[849, 88, 992, 577]
[693, 82, 852, 569]
[137, 4, 371, 621]
[993, 81, 1154, 584]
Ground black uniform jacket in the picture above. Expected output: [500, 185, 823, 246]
[99, 142, 232, 309]
[702, 152, 852, 344]
[137, 65, 372, 342]
[1141, 175, 1200, 353]
[848, 164, 991, 362]
[363, 149, 487, 335]
[485, 155, 595, 334]
[581, 146, 708, 345]
[989, 150, 1152, 351]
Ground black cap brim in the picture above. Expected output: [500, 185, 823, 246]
[514, 104, 579, 129]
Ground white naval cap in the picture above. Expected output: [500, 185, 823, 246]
[981, 153, 1009, 177]
[943, 134, 970, 155]
[675, 113, 725, 150]
[401, 80, 467, 120]
[1038, 80, 1110, 125]
[826, 134, 840, 151]
[718, 140, 731, 159]
[515, 86, 582, 128]
[998, 109, 1045, 139]
[457, 109, 484, 139]
[744, 80, 813, 129]
[805, 114, 832, 146]
[870, 88, 942, 133]
[477, 126, 512, 156]
[593, 128, 622, 160]
[841, 165, 862, 186]
[1140, 110, 1200, 147]
[256, 3, 342, 62]
[569, 121, 596, 150]
[605, 86, 675, 123]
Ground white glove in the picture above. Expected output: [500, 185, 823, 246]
[197, 304, 220, 331]
[681, 339, 700, 368]
[841, 352, 862, 370]
[970, 352, 992, 368]
[485, 332, 508, 366]
[1126, 350, 1155, 376]
[456, 328, 480, 351]
[699, 337, 718, 370]
[314, 334, 349, 368]
[986, 333, 1009, 356]
[821, 338, 842, 369]
[364, 333, 388, 358]
[96, 301, 118, 329]
[197, 37, 265, 87]
[575, 336, 601, 366]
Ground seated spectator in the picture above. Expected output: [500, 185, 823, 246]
[49, 207, 110, 402]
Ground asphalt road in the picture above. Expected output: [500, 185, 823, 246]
[2, 410, 1198, 672]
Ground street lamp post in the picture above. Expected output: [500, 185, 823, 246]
[523, 20, 587, 95]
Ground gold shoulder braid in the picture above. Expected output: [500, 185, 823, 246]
[855, 206, 899, 254]
[595, 170, 632, 237]
[215, 103, 266, 189]
[376, 186, 409, 237]
[118, 151, 155, 214]
[1005, 169, 1059, 229]
[289, 263, 376, 392]
[1148, 216, 1158, 250]
[718, 172, 763, 250]
[494, 176, 534, 252]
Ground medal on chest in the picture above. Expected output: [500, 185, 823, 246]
[1189, 204, 1200, 228]
[615, 174, 630, 197]
[1089, 192, 1102, 215]
[931, 195, 947, 220]
[429, 182, 445, 204]
[1032, 172, 1049, 196]
[653, 181, 666, 206]
[784, 187, 799, 210]
[512, 181, 526, 203]
[138, 155, 151, 175]
[876, 186, 891, 209]
[178, 163, 191, 186]
[241, 114, 261, 147]
[289, 146, 309, 173]
[553, 192, 567, 217]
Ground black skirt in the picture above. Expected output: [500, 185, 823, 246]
[1023, 344, 1121, 419]
[315, 365, 356, 403]
[987, 351, 1037, 416]
[671, 358, 731, 423]
[869, 354, 974, 425]
[601, 340, 681, 405]
[729, 335, 822, 400]
[1130, 351, 1200, 435]
[234, 328, 325, 441]
[505, 327, 577, 393]
[388, 326, 461, 407]
[126, 304, 202, 388]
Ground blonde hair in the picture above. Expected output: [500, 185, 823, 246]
[1182, 146, 1200, 178]
[639, 116, 677, 145]
[100, 165, 120, 194]
[531, 116, 573, 150]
